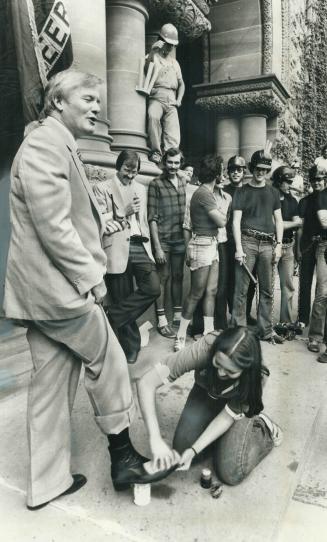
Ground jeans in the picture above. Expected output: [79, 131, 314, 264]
[278, 243, 295, 322]
[308, 241, 327, 342]
[148, 97, 180, 154]
[232, 235, 274, 339]
[173, 384, 274, 485]
[298, 241, 316, 325]
[215, 242, 229, 329]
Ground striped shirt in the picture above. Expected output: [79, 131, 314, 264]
[147, 173, 186, 244]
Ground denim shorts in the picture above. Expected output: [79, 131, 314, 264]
[162, 238, 186, 255]
[187, 235, 218, 271]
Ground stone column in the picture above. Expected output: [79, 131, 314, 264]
[106, 0, 149, 155]
[65, 0, 113, 164]
[240, 114, 267, 163]
[215, 117, 240, 162]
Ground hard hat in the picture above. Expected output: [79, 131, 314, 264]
[227, 155, 246, 170]
[249, 149, 272, 173]
[272, 166, 295, 185]
[159, 23, 179, 46]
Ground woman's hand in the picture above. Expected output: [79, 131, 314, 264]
[178, 448, 196, 471]
[149, 435, 181, 471]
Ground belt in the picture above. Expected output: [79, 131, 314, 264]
[130, 235, 149, 244]
[312, 234, 327, 242]
[242, 229, 275, 243]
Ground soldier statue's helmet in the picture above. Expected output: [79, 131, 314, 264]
[249, 149, 272, 173]
[159, 23, 179, 46]
[272, 166, 295, 186]
[227, 155, 246, 170]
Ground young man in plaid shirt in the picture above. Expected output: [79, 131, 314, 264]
[148, 148, 187, 338]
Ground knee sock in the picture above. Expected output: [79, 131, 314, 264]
[107, 428, 130, 450]
[173, 307, 182, 322]
[203, 316, 214, 335]
[177, 317, 191, 338]
[157, 308, 168, 328]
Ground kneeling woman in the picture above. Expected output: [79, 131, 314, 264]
[137, 326, 282, 485]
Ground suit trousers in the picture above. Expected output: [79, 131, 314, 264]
[25, 304, 135, 507]
[105, 244, 160, 358]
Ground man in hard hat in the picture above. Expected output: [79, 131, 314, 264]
[146, 23, 185, 164]
[231, 147, 285, 343]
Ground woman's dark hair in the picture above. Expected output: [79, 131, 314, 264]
[116, 150, 141, 172]
[199, 154, 224, 184]
[209, 326, 269, 417]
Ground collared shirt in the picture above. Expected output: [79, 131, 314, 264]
[148, 173, 186, 243]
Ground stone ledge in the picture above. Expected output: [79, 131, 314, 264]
[194, 74, 290, 117]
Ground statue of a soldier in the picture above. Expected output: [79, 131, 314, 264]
[145, 24, 185, 164]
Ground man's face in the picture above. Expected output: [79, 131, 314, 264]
[161, 42, 175, 57]
[57, 86, 101, 138]
[117, 161, 138, 185]
[183, 166, 193, 182]
[165, 154, 181, 175]
[279, 180, 292, 195]
[229, 166, 244, 186]
[310, 176, 325, 192]
[253, 166, 269, 184]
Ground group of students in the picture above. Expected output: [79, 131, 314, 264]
[95, 144, 327, 361]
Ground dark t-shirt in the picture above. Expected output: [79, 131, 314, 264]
[232, 184, 281, 234]
[190, 184, 218, 236]
[280, 193, 299, 242]
[224, 183, 239, 240]
[298, 190, 327, 242]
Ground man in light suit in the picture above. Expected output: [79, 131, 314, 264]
[93, 150, 160, 363]
[3, 70, 175, 510]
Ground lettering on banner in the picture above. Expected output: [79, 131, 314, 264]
[38, 1, 70, 74]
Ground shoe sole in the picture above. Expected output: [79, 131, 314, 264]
[113, 464, 178, 491]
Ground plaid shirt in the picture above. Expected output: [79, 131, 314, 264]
[147, 173, 186, 243]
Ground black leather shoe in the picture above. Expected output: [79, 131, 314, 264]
[125, 349, 139, 364]
[110, 443, 177, 491]
[27, 474, 87, 510]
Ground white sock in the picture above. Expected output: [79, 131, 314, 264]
[158, 314, 168, 327]
[203, 316, 214, 335]
[173, 311, 182, 321]
[177, 317, 191, 338]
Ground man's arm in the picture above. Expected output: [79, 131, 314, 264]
[283, 216, 302, 230]
[175, 78, 185, 107]
[233, 210, 246, 263]
[273, 208, 284, 262]
[317, 210, 327, 229]
[208, 208, 227, 228]
[149, 221, 166, 264]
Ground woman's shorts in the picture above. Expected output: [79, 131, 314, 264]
[187, 235, 218, 271]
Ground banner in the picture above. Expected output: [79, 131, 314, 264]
[11, 0, 73, 122]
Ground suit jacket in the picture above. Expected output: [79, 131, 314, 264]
[93, 175, 154, 274]
[3, 116, 107, 320]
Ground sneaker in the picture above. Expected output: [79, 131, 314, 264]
[157, 324, 176, 339]
[317, 349, 327, 363]
[174, 336, 185, 352]
[259, 413, 283, 447]
[307, 339, 320, 353]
